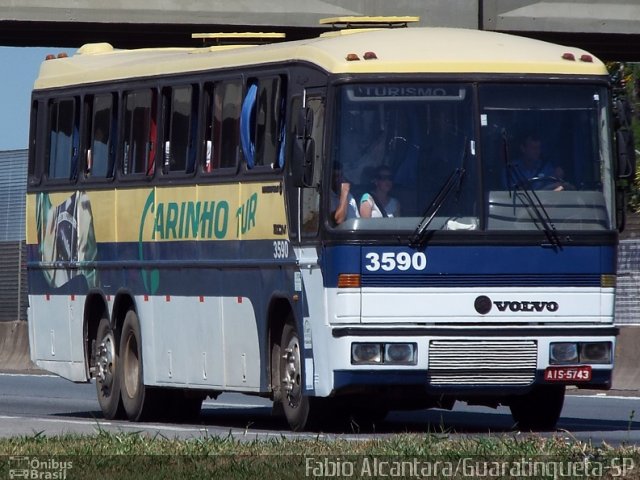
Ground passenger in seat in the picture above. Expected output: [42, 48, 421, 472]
[359, 166, 401, 218]
[330, 162, 360, 225]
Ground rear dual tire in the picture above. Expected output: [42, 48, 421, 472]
[96, 309, 203, 423]
[119, 309, 203, 422]
[119, 310, 163, 421]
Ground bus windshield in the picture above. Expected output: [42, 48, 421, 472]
[330, 82, 615, 233]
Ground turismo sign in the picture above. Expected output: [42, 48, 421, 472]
[346, 85, 467, 101]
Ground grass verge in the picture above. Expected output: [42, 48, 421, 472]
[1, 431, 640, 479]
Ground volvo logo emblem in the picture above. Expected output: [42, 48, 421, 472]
[474, 296, 559, 315]
[474, 295, 492, 315]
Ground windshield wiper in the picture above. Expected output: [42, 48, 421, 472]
[410, 167, 466, 247]
[410, 140, 469, 247]
[503, 129, 562, 249]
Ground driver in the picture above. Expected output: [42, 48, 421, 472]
[506, 133, 565, 191]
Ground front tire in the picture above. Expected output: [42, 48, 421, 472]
[119, 310, 160, 421]
[510, 385, 565, 431]
[95, 316, 125, 419]
[279, 323, 312, 431]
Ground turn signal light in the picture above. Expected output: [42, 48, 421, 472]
[601, 275, 616, 288]
[338, 274, 361, 288]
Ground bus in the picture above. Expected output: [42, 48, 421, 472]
[26, 17, 636, 431]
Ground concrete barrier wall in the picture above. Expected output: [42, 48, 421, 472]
[0, 320, 33, 372]
[615, 240, 640, 324]
[613, 233, 640, 390]
[614, 325, 640, 390]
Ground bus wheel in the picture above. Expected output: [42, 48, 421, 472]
[95, 317, 125, 419]
[279, 323, 311, 431]
[509, 385, 565, 431]
[119, 310, 159, 421]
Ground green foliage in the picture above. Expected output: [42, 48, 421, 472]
[628, 98, 640, 211]
[609, 62, 640, 212]
[627, 62, 640, 212]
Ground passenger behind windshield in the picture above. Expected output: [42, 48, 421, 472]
[332, 84, 477, 224]
[330, 162, 360, 225]
[506, 133, 567, 191]
[359, 166, 401, 218]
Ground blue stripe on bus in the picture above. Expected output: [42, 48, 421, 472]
[361, 273, 602, 287]
[26, 239, 297, 296]
[27, 255, 298, 297]
[26, 239, 289, 264]
[322, 244, 615, 288]
[26, 241, 616, 293]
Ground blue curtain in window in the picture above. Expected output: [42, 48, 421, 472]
[240, 83, 257, 168]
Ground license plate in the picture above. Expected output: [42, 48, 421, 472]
[544, 366, 592, 382]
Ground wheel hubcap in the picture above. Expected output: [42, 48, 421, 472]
[96, 332, 116, 394]
[282, 336, 301, 407]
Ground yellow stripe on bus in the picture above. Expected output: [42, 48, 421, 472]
[26, 182, 288, 244]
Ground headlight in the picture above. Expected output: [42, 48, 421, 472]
[351, 343, 382, 364]
[580, 342, 612, 364]
[384, 343, 417, 365]
[351, 343, 418, 365]
[549, 342, 578, 364]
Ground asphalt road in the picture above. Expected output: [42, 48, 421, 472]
[0, 373, 639, 444]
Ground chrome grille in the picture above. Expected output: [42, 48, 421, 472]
[428, 340, 537, 386]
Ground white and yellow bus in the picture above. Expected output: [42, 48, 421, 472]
[26, 18, 635, 431]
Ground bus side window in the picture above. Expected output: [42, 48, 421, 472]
[202, 80, 241, 174]
[242, 76, 285, 170]
[220, 81, 242, 170]
[28, 100, 40, 184]
[301, 95, 325, 237]
[202, 82, 217, 173]
[240, 81, 257, 167]
[162, 85, 198, 175]
[122, 89, 156, 176]
[148, 99, 157, 176]
[47, 97, 78, 181]
[86, 93, 115, 178]
[261, 76, 285, 169]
